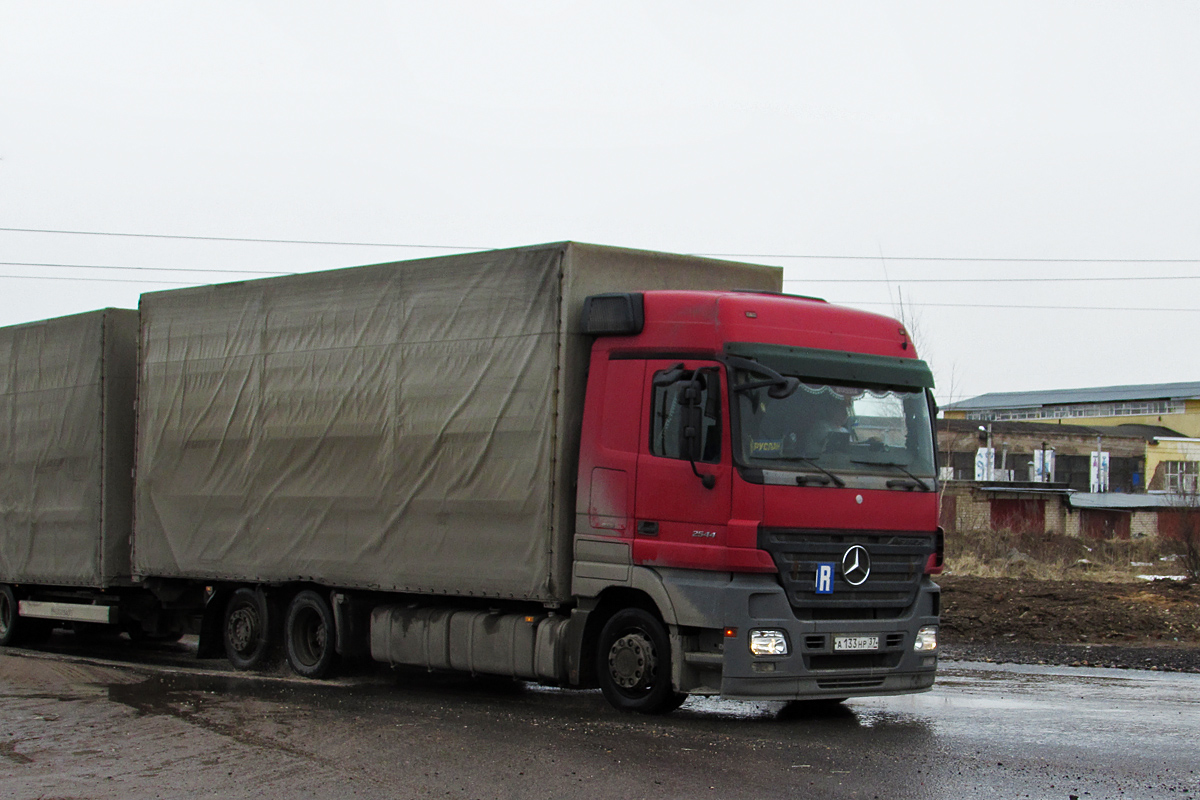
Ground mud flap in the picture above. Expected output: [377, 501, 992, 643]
[333, 592, 372, 659]
[195, 588, 229, 659]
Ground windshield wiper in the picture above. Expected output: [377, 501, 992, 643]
[793, 457, 845, 488]
[850, 459, 931, 491]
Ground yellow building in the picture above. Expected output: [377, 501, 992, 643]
[1146, 438, 1200, 493]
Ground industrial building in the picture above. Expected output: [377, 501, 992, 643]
[943, 381, 1200, 436]
[938, 382, 1200, 540]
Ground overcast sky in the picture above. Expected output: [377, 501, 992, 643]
[2, 2, 1197, 404]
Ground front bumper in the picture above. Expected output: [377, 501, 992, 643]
[662, 569, 940, 700]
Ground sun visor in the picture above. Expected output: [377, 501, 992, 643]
[724, 342, 934, 389]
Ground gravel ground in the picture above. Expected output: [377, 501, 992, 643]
[941, 641, 1200, 673]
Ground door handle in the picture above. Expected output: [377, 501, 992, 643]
[637, 520, 659, 536]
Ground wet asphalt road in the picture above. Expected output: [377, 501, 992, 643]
[1, 639, 1198, 799]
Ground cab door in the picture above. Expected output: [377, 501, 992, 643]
[632, 359, 732, 567]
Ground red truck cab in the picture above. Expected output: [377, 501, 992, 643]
[574, 290, 942, 712]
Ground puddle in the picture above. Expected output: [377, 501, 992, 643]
[0, 741, 34, 765]
[105, 673, 324, 762]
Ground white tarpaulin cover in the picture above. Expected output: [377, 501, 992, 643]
[0, 309, 137, 587]
[133, 243, 780, 601]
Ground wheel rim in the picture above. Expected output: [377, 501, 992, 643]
[226, 605, 260, 655]
[291, 607, 326, 666]
[608, 630, 658, 694]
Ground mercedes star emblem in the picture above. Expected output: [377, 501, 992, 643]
[841, 545, 871, 586]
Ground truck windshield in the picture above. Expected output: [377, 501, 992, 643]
[733, 375, 936, 479]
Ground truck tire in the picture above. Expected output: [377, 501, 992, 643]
[284, 590, 337, 679]
[0, 587, 47, 647]
[596, 608, 687, 714]
[223, 588, 275, 670]
[0, 585, 18, 646]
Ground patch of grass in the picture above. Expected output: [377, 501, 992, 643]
[945, 528, 1177, 582]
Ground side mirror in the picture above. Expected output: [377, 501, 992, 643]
[676, 379, 716, 490]
[677, 380, 704, 461]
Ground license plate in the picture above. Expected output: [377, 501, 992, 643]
[834, 635, 879, 652]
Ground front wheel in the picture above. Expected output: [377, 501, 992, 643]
[596, 608, 686, 714]
[284, 590, 337, 679]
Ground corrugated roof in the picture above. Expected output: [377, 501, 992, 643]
[1068, 493, 1187, 510]
[945, 381, 1200, 411]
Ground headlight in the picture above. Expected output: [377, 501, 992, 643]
[913, 626, 938, 652]
[749, 629, 789, 656]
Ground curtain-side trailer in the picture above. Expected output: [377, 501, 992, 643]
[1, 242, 942, 713]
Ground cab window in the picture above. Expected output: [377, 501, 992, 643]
[650, 367, 721, 463]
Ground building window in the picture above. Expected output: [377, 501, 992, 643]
[967, 400, 1183, 422]
[1163, 461, 1199, 494]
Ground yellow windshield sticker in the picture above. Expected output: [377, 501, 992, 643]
[749, 438, 783, 456]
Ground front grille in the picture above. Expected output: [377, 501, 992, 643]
[807, 607, 903, 621]
[760, 528, 935, 618]
[808, 652, 903, 671]
[816, 676, 887, 690]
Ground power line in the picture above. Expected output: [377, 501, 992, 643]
[2, 271, 1195, 310]
[4, 260, 1198, 284]
[3, 226, 1199, 264]
[0, 261, 291, 276]
[830, 300, 1200, 313]
[704, 253, 1200, 264]
[0, 226, 485, 250]
[0, 273, 196, 286]
[786, 275, 1200, 284]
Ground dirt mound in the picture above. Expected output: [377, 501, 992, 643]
[938, 574, 1200, 646]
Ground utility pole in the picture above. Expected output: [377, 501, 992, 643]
[988, 423, 994, 481]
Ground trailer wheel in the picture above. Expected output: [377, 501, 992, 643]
[0, 585, 18, 646]
[596, 608, 686, 714]
[284, 590, 337, 679]
[223, 588, 275, 670]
